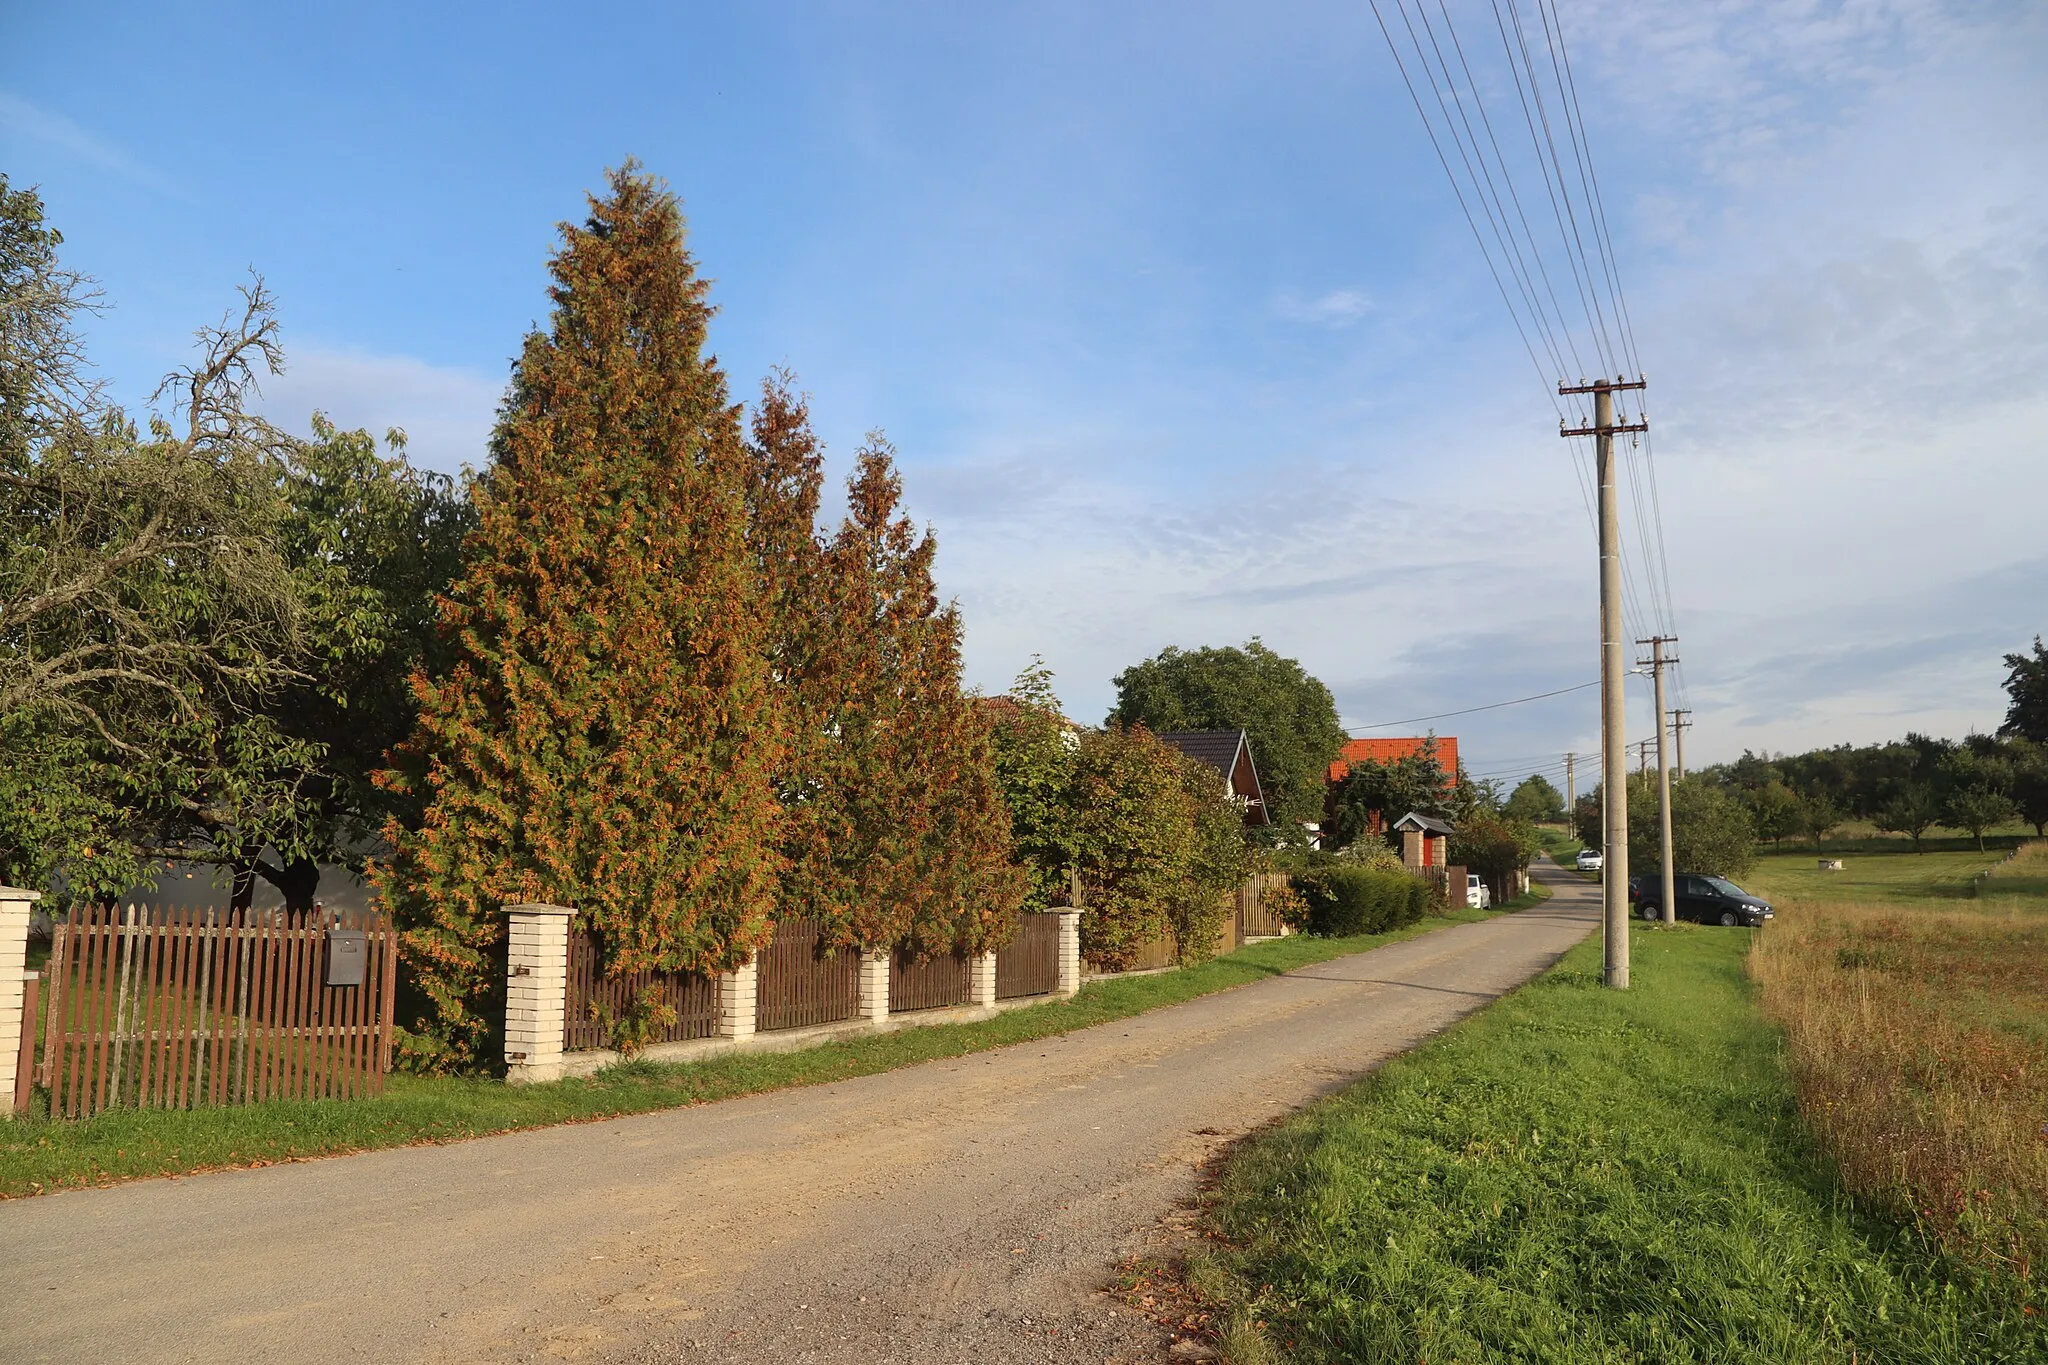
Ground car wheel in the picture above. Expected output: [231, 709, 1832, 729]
[1639, 904, 1658, 921]
[1719, 910, 1737, 927]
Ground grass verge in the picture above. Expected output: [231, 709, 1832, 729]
[0, 904, 1505, 1199]
[1182, 922, 2045, 1362]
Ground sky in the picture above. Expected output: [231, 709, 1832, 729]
[4, 0, 2044, 793]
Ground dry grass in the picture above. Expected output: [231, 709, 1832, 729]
[1750, 867, 2048, 1290]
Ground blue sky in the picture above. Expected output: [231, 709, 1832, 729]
[5, 0, 2044, 790]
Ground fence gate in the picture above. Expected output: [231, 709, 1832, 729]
[38, 904, 396, 1118]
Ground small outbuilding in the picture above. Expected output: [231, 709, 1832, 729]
[1391, 811, 1455, 872]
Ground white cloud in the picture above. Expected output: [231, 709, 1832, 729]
[0, 91, 175, 193]
[1273, 289, 1374, 327]
[253, 345, 504, 476]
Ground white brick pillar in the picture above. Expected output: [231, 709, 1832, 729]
[1053, 909, 1084, 997]
[502, 903, 574, 1085]
[858, 950, 890, 1024]
[0, 887, 39, 1118]
[718, 958, 758, 1041]
[968, 951, 997, 1007]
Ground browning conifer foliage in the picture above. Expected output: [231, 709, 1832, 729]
[377, 165, 782, 1069]
[795, 437, 1026, 956]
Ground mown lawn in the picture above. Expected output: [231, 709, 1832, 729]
[1, 899, 1527, 1198]
[1185, 923, 2044, 1363]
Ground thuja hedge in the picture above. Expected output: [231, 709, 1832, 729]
[1292, 866, 1432, 937]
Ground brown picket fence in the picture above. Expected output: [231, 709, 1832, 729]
[1236, 872, 1289, 938]
[995, 913, 1060, 999]
[757, 917, 860, 1032]
[562, 927, 719, 1052]
[37, 904, 395, 1118]
[889, 947, 969, 1013]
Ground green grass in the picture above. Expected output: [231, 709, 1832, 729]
[1740, 843, 2022, 905]
[0, 905, 1505, 1198]
[1186, 923, 2044, 1363]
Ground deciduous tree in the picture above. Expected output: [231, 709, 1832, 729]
[1109, 640, 1343, 843]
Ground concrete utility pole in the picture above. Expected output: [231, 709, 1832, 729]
[1633, 738, 1654, 778]
[1670, 709, 1692, 780]
[1639, 636, 1679, 926]
[1564, 751, 1576, 822]
[1562, 376, 1647, 990]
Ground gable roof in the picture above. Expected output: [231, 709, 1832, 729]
[1156, 729, 1271, 827]
[1392, 811, 1456, 836]
[1328, 735, 1460, 784]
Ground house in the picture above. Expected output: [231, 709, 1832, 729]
[1156, 730, 1271, 828]
[1391, 811, 1455, 872]
[1326, 735, 1460, 784]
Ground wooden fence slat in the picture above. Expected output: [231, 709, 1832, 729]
[37, 915, 65, 1092]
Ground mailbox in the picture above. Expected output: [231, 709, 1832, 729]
[326, 928, 368, 987]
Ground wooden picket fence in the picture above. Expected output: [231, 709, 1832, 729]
[995, 912, 1060, 999]
[562, 927, 718, 1052]
[37, 904, 395, 1118]
[757, 917, 860, 1032]
[889, 947, 969, 1013]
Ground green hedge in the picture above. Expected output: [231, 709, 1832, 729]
[1291, 866, 1431, 937]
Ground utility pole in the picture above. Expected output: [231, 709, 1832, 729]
[1562, 376, 1647, 990]
[1564, 751, 1576, 823]
[1633, 738, 1653, 778]
[1670, 709, 1691, 779]
[1638, 636, 1679, 926]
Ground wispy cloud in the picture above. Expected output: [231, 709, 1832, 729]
[253, 345, 505, 476]
[1273, 289, 1373, 327]
[0, 91, 175, 194]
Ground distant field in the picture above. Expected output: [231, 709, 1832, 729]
[1740, 843, 2022, 905]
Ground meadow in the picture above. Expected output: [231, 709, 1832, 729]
[1749, 841, 2048, 1290]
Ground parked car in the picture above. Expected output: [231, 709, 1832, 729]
[1574, 848, 1603, 873]
[1630, 873, 1774, 927]
[1466, 873, 1492, 909]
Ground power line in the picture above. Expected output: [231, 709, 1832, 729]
[1347, 679, 1599, 731]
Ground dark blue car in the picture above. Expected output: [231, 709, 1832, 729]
[1629, 873, 1774, 927]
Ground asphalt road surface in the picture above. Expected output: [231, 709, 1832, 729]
[1, 863, 1597, 1364]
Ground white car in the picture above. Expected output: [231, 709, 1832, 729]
[1466, 874, 1492, 909]
[1574, 848, 1604, 873]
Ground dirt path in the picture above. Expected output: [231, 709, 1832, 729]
[0, 865, 1597, 1364]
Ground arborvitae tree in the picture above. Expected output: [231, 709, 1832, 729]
[377, 165, 783, 1069]
[740, 372, 835, 917]
[800, 438, 1025, 957]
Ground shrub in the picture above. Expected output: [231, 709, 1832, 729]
[1292, 866, 1429, 937]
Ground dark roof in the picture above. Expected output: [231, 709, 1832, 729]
[1392, 811, 1455, 836]
[1156, 730, 1244, 774]
[1156, 729, 1271, 827]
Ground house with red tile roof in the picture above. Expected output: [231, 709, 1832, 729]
[1327, 735, 1459, 784]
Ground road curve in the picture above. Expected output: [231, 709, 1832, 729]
[0, 864, 1597, 1364]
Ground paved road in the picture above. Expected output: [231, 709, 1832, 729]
[1, 864, 1597, 1365]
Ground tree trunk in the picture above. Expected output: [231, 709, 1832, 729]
[258, 857, 323, 914]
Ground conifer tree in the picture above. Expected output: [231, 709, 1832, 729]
[378, 165, 782, 1068]
[803, 438, 1025, 957]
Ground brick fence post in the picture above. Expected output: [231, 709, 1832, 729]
[967, 951, 997, 1007]
[858, 950, 890, 1024]
[718, 958, 758, 1041]
[501, 903, 574, 1085]
[1053, 909, 1084, 997]
[0, 887, 40, 1117]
